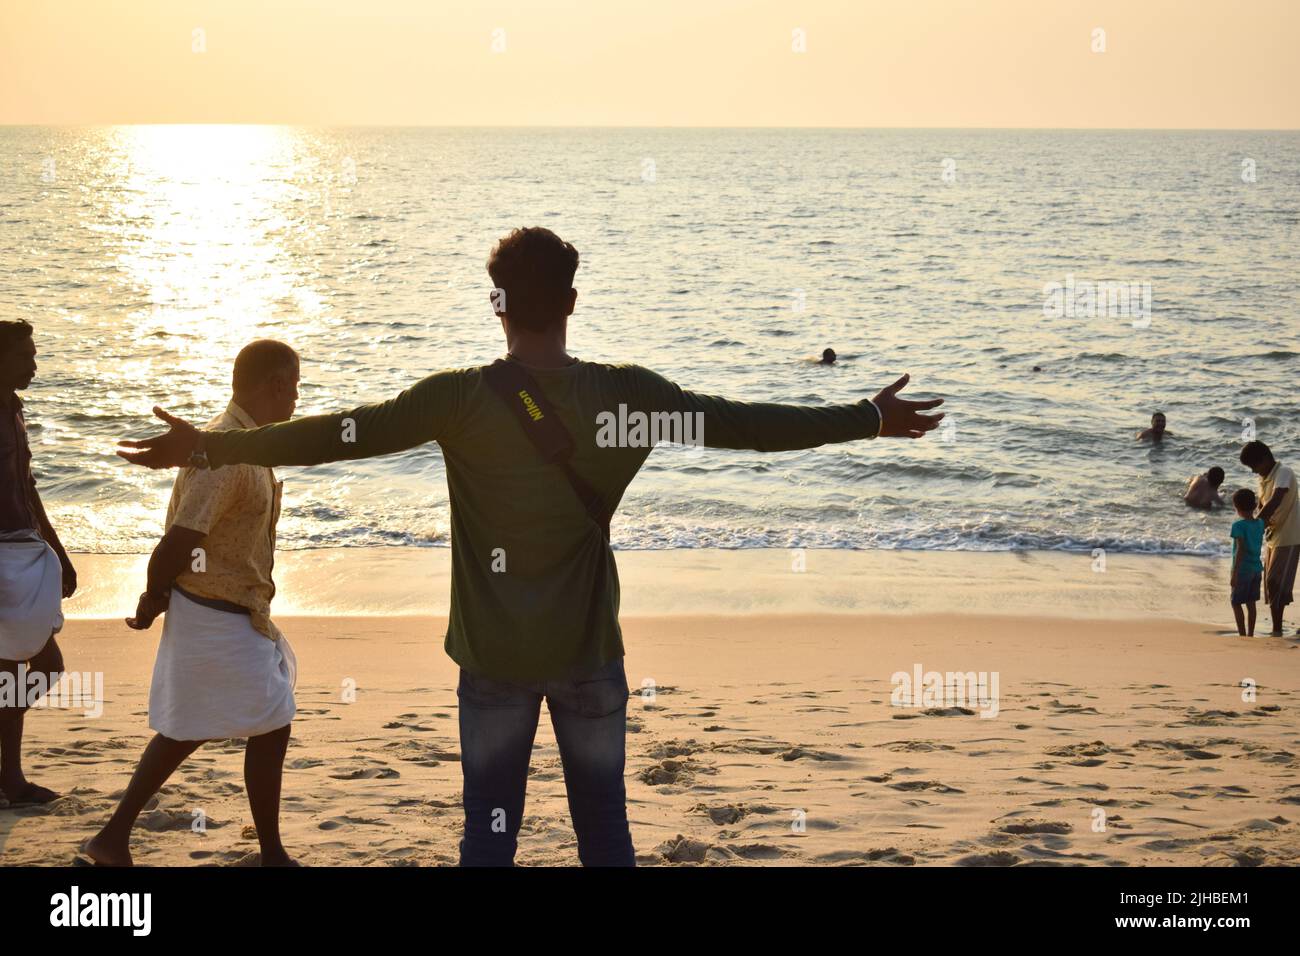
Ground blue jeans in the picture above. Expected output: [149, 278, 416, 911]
[457, 656, 635, 866]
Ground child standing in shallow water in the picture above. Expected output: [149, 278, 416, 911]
[1230, 488, 1265, 636]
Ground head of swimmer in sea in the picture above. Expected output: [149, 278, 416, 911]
[821, 348, 837, 365]
[1207, 466, 1225, 489]
[0, 320, 37, 394]
[1232, 487, 1257, 519]
[1149, 411, 1167, 436]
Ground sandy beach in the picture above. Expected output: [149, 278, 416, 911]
[2, 549, 1297, 867]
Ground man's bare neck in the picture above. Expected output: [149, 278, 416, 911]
[503, 332, 574, 369]
[507, 349, 575, 369]
[231, 395, 273, 427]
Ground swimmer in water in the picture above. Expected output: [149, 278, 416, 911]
[1184, 466, 1225, 509]
[1136, 411, 1168, 443]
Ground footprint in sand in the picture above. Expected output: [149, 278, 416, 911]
[888, 780, 964, 794]
[1165, 784, 1251, 800]
[1175, 708, 1272, 727]
[1135, 738, 1229, 760]
[706, 738, 791, 756]
[726, 843, 795, 862]
[920, 706, 976, 717]
[778, 746, 843, 762]
[999, 820, 1072, 834]
[382, 720, 440, 732]
[955, 850, 1021, 866]
[652, 835, 722, 864]
[1147, 816, 1211, 829]
[1047, 700, 1102, 715]
[646, 739, 702, 759]
[140, 807, 223, 832]
[318, 814, 390, 830]
[1223, 847, 1269, 867]
[638, 758, 715, 787]
[877, 740, 956, 753]
[173, 848, 258, 867]
[654, 834, 794, 865]
[813, 847, 915, 866]
[795, 705, 850, 714]
[329, 766, 401, 780]
[691, 802, 777, 825]
[1045, 740, 1125, 758]
[1236, 743, 1294, 763]
[382, 739, 460, 766]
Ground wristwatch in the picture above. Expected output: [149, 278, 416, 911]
[187, 434, 210, 470]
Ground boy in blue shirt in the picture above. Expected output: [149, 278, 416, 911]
[1230, 488, 1265, 636]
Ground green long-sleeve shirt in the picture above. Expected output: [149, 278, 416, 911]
[204, 357, 881, 681]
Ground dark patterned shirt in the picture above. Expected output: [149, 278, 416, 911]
[0, 393, 38, 532]
[203, 359, 882, 681]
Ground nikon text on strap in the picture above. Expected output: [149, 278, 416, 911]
[481, 358, 611, 541]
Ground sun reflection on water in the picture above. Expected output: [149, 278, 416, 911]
[76, 125, 335, 547]
[106, 124, 321, 398]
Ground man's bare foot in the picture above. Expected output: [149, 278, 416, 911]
[82, 831, 133, 867]
[259, 850, 301, 867]
[0, 779, 59, 806]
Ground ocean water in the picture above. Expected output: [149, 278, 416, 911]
[1, 126, 1297, 557]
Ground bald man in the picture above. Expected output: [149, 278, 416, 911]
[86, 340, 301, 866]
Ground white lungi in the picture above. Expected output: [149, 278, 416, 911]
[148, 589, 297, 741]
[0, 531, 64, 662]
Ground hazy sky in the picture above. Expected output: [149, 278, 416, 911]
[2, 0, 1296, 127]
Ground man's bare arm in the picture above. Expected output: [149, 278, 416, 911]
[127, 525, 206, 630]
[1258, 485, 1291, 525]
[28, 481, 76, 597]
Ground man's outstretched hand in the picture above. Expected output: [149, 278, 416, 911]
[871, 374, 945, 438]
[117, 407, 203, 469]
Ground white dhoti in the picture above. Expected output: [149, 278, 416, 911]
[0, 531, 64, 662]
[148, 589, 297, 741]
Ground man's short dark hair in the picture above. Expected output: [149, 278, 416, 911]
[1240, 440, 1273, 469]
[1232, 487, 1257, 512]
[0, 320, 33, 357]
[232, 340, 298, 393]
[1208, 466, 1225, 486]
[486, 227, 579, 332]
